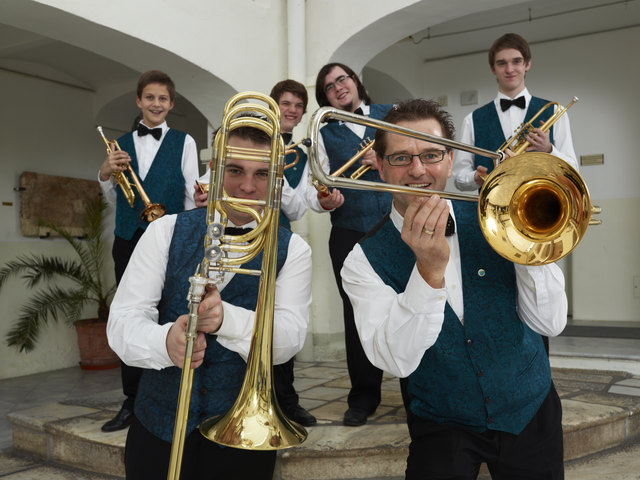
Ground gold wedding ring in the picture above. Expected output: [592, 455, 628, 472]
[422, 227, 434, 235]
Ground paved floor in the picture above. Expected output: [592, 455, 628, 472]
[2, 335, 640, 479]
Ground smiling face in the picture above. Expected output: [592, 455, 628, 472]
[376, 118, 453, 216]
[223, 135, 270, 226]
[278, 91, 305, 133]
[136, 82, 174, 127]
[490, 48, 531, 97]
[322, 66, 361, 112]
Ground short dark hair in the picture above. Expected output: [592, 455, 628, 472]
[488, 33, 531, 67]
[315, 63, 372, 108]
[212, 113, 271, 147]
[373, 99, 455, 157]
[270, 79, 308, 113]
[137, 70, 176, 102]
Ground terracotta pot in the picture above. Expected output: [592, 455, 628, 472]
[74, 318, 120, 370]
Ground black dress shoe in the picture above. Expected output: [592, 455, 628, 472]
[284, 404, 317, 427]
[101, 405, 134, 432]
[343, 407, 368, 426]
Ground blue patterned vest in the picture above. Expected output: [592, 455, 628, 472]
[135, 208, 292, 442]
[114, 129, 187, 240]
[472, 97, 555, 174]
[321, 104, 393, 232]
[280, 145, 308, 230]
[360, 202, 550, 435]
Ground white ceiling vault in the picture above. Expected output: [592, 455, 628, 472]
[0, 0, 637, 103]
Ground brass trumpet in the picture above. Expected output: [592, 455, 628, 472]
[96, 126, 166, 222]
[314, 137, 375, 196]
[307, 107, 600, 266]
[167, 92, 306, 480]
[499, 97, 579, 155]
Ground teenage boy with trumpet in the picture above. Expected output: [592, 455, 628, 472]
[453, 32, 578, 191]
[342, 98, 567, 479]
[98, 69, 199, 433]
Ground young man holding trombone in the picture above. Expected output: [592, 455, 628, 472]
[453, 33, 578, 191]
[107, 113, 312, 479]
[341, 99, 568, 479]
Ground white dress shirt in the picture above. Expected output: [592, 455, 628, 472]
[341, 202, 568, 378]
[98, 121, 199, 210]
[300, 101, 370, 213]
[279, 136, 311, 222]
[107, 211, 312, 370]
[453, 88, 578, 191]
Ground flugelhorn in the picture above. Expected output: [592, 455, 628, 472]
[167, 92, 306, 480]
[307, 107, 600, 266]
[96, 126, 166, 222]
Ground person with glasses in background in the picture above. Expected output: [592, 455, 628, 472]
[304, 63, 393, 427]
[342, 98, 567, 479]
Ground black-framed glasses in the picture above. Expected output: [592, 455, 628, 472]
[384, 150, 449, 166]
[324, 75, 351, 94]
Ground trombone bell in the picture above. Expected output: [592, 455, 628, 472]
[479, 152, 595, 265]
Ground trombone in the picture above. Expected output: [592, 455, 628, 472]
[96, 126, 166, 222]
[167, 92, 307, 480]
[307, 107, 600, 266]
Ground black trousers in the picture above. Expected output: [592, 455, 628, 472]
[405, 383, 564, 480]
[125, 416, 277, 480]
[112, 229, 146, 409]
[329, 226, 383, 414]
[273, 357, 299, 411]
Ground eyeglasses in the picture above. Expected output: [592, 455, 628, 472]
[324, 75, 351, 95]
[384, 150, 449, 166]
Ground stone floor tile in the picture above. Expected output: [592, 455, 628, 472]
[302, 386, 349, 402]
[608, 384, 640, 397]
[293, 376, 332, 391]
[615, 378, 640, 387]
[322, 376, 352, 389]
[294, 365, 348, 380]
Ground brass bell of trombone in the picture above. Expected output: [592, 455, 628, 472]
[479, 151, 601, 266]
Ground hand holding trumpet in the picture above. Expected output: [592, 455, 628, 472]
[99, 144, 131, 182]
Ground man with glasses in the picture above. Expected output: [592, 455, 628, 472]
[342, 98, 567, 479]
[453, 33, 577, 191]
[306, 63, 393, 427]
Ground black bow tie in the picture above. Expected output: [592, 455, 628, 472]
[137, 124, 162, 140]
[224, 227, 253, 236]
[353, 107, 364, 115]
[281, 132, 293, 145]
[445, 213, 455, 237]
[500, 96, 526, 112]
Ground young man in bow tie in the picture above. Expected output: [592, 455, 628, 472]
[107, 124, 311, 479]
[305, 63, 393, 427]
[98, 69, 199, 433]
[453, 33, 578, 191]
[342, 99, 567, 479]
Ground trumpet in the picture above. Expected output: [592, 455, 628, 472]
[307, 107, 600, 266]
[96, 126, 166, 222]
[314, 137, 375, 196]
[499, 96, 579, 155]
[167, 92, 306, 480]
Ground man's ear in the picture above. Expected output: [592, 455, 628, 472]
[376, 155, 386, 182]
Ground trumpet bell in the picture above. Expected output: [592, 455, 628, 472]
[141, 203, 166, 222]
[478, 152, 594, 265]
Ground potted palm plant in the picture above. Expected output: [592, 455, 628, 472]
[0, 194, 119, 369]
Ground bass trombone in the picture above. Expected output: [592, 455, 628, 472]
[96, 126, 166, 222]
[167, 92, 307, 480]
[307, 107, 600, 266]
